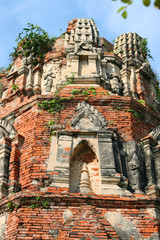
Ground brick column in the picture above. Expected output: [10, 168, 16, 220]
[98, 131, 122, 195]
[120, 68, 130, 96]
[52, 134, 73, 188]
[70, 55, 79, 77]
[142, 136, 157, 195]
[98, 131, 116, 174]
[8, 134, 24, 194]
[88, 55, 97, 75]
[33, 68, 42, 94]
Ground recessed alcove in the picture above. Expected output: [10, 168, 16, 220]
[69, 140, 100, 194]
[78, 55, 89, 76]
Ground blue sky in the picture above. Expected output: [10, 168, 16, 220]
[0, 0, 160, 77]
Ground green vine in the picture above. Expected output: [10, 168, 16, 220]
[154, 80, 160, 103]
[6, 201, 18, 212]
[127, 108, 143, 122]
[12, 84, 19, 91]
[38, 98, 62, 114]
[112, 105, 122, 111]
[48, 120, 56, 127]
[138, 99, 146, 104]
[71, 86, 97, 97]
[29, 196, 49, 209]
[140, 38, 153, 60]
[38, 72, 74, 131]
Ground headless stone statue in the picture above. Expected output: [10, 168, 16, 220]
[126, 140, 143, 193]
[128, 152, 141, 193]
[44, 64, 55, 92]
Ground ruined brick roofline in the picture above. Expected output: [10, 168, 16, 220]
[0, 18, 159, 108]
[0, 18, 160, 239]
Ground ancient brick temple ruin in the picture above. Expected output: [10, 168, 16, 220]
[0, 18, 160, 239]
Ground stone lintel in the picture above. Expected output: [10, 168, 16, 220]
[58, 130, 110, 137]
[72, 76, 101, 84]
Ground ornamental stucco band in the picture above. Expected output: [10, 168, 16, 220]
[0, 18, 160, 239]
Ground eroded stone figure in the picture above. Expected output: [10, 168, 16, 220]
[44, 64, 55, 92]
[126, 140, 144, 193]
[127, 152, 141, 193]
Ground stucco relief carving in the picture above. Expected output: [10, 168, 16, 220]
[140, 61, 154, 78]
[149, 126, 160, 143]
[44, 64, 56, 92]
[125, 140, 145, 193]
[73, 42, 96, 55]
[0, 119, 16, 140]
[71, 101, 108, 130]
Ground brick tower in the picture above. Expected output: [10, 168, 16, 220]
[0, 18, 160, 239]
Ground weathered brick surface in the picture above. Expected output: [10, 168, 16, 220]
[0, 81, 159, 238]
[0, 85, 159, 191]
[1, 193, 159, 239]
[1, 18, 160, 239]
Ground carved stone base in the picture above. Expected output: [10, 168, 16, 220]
[50, 176, 69, 189]
[101, 176, 132, 196]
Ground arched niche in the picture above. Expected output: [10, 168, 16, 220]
[69, 140, 101, 194]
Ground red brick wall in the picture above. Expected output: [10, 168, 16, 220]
[0, 85, 158, 191]
[3, 193, 160, 240]
[0, 81, 159, 239]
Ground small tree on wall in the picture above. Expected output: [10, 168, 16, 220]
[10, 23, 58, 62]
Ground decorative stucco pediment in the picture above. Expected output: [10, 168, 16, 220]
[0, 119, 16, 140]
[74, 42, 97, 55]
[71, 101, 108, 131]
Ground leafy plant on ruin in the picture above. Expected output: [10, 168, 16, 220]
[12, 84, 19, 91]
[66, 72, 75, 85]
[10, 23, 58, 62]
[48, 120, 56, 127]
[38, 98, 62, 114]
[0, 79, 3, 90]
[127, 108, 143, 122]
[150, 104, 159, 113]
[108, 120, 114, 127]
[38, 96, 72, 115]
[140, 38, 153, 60]
[71, 86, 96, 97]
[0, 64, 13, 74]
[29, 196, 49, 209]
[6, 201, 19, 212]
[55, 72, 75, 97]
[154, 77, 160, 103]
[138, 99, 146, 105]
[71, 89, 81, 95]
[42, 201, 49, 208]
[38, 72, 75, 133]
[112, 104, 122, 111]
[89, 86, 97, 95]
